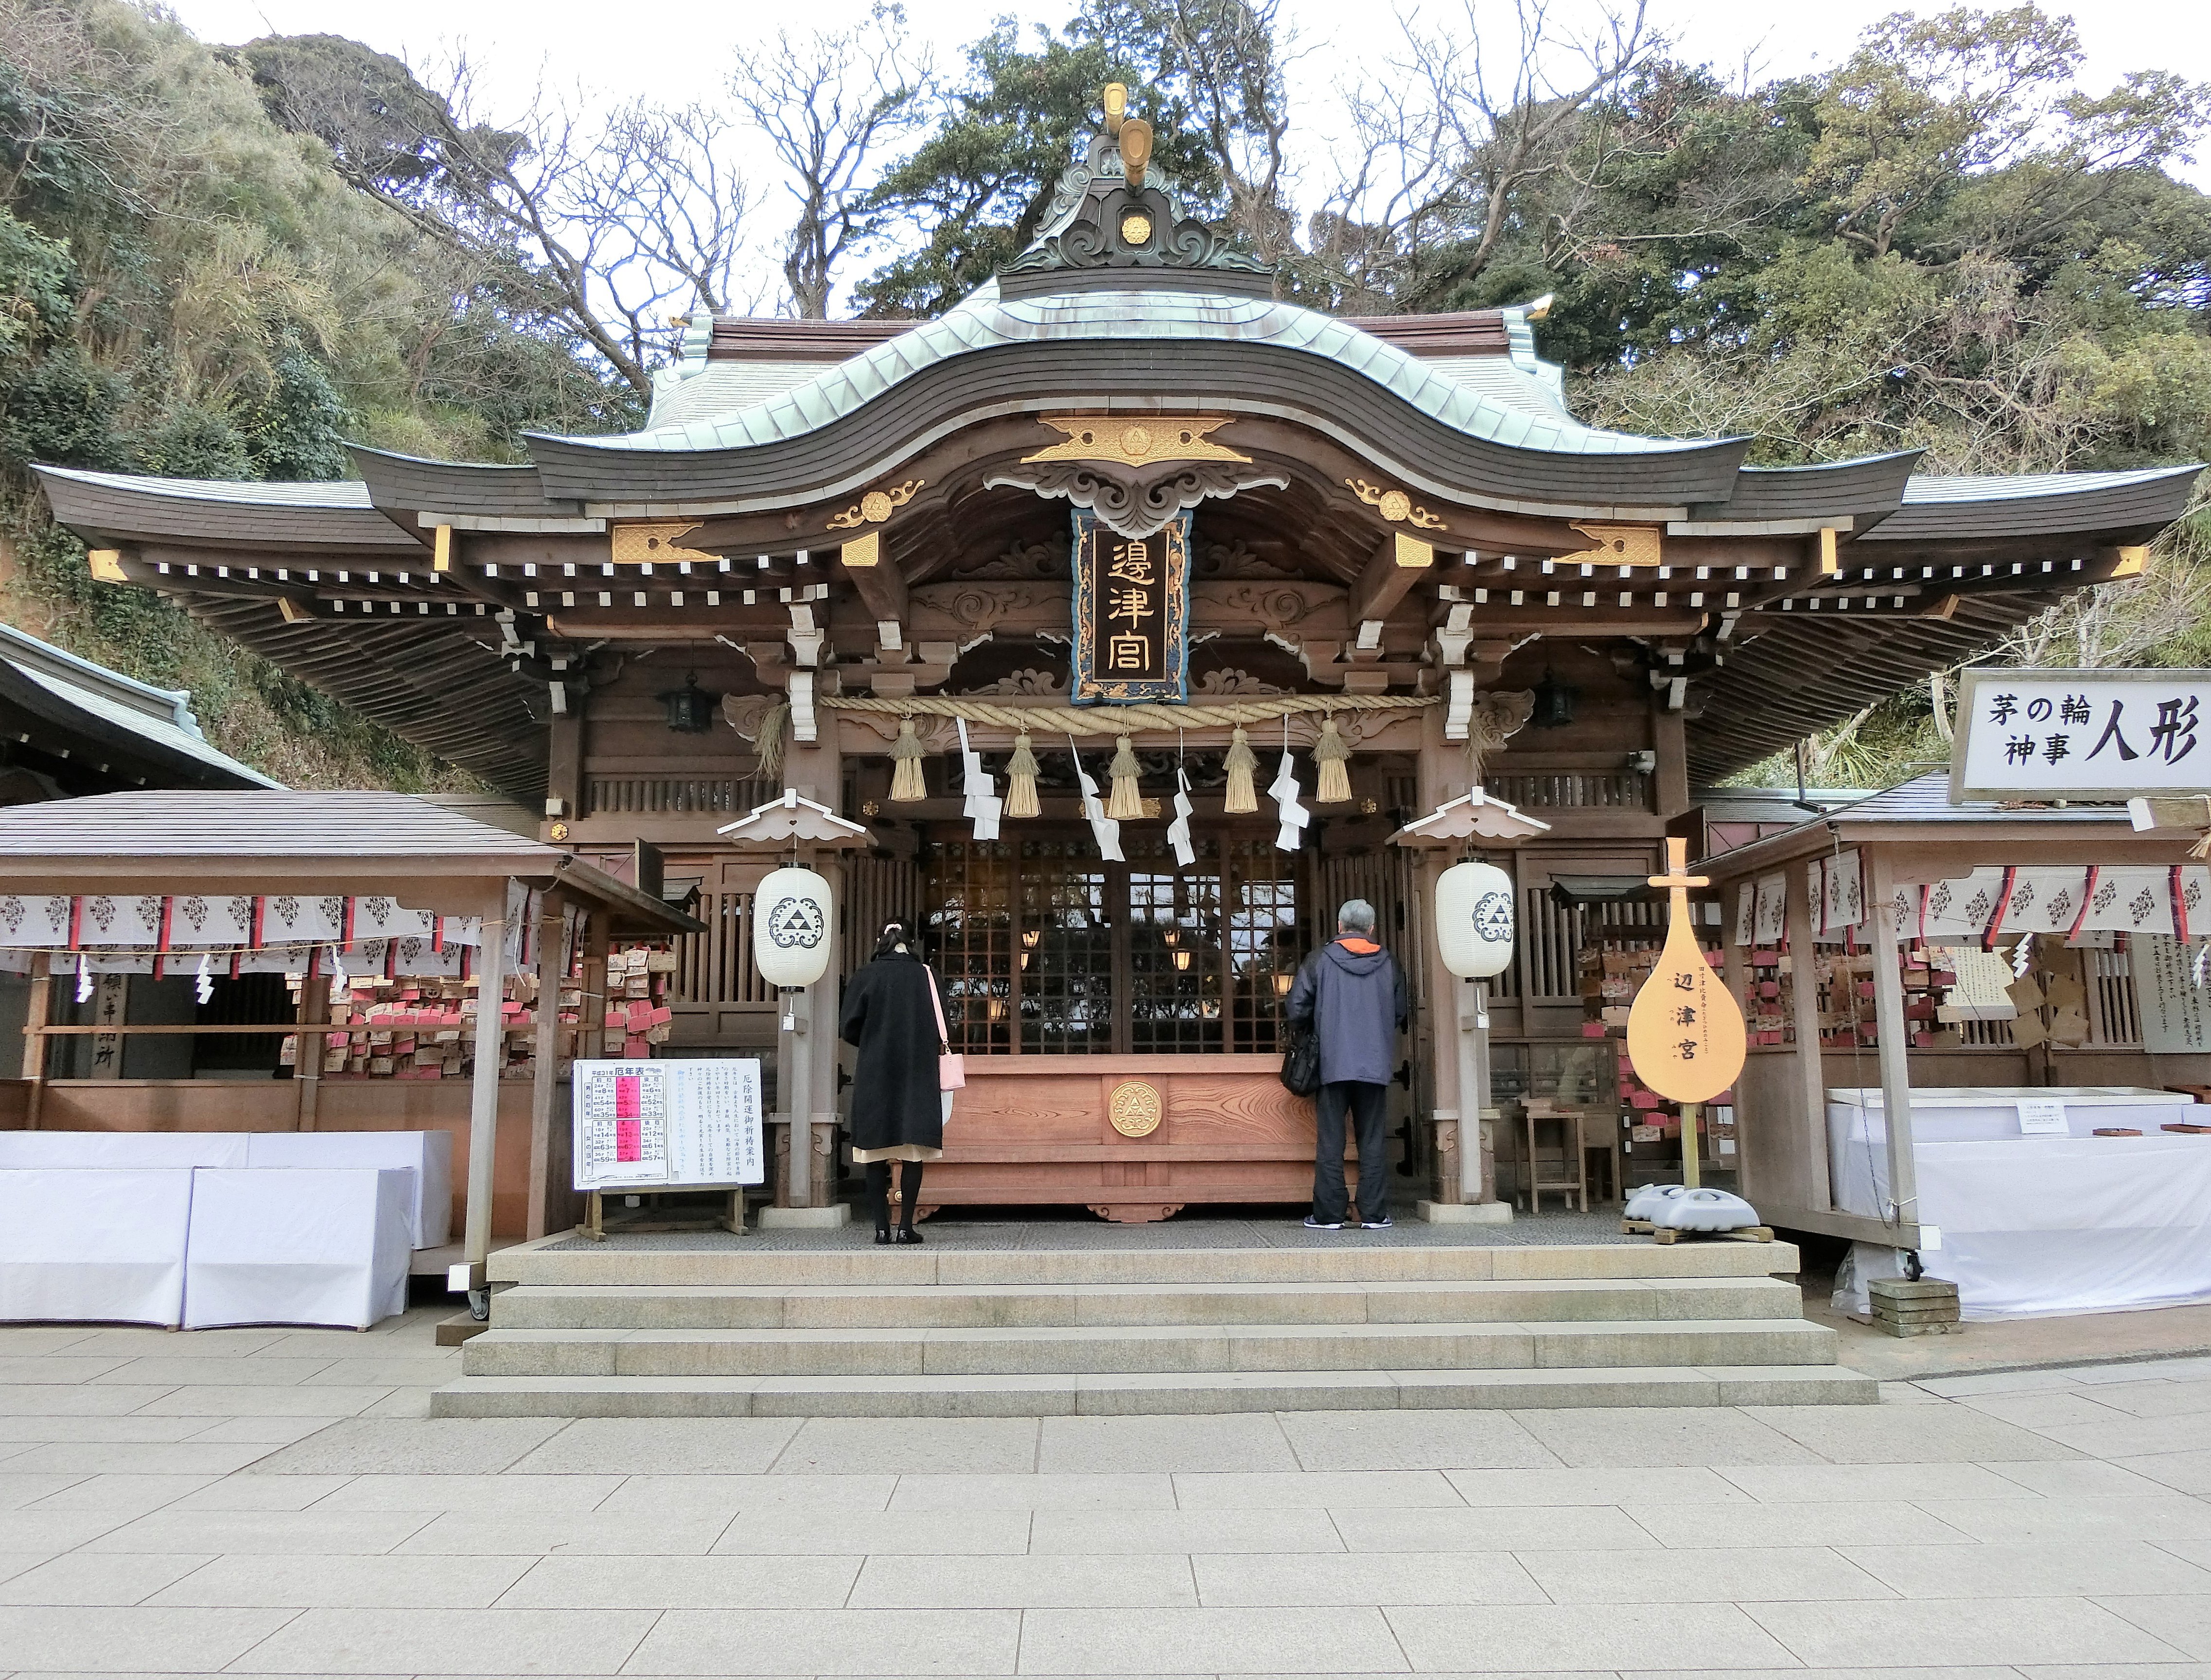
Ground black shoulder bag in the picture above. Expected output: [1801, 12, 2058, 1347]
[1279, 959, 1321, 1096]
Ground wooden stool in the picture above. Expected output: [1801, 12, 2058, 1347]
[1520, 1103, 1589, 1212]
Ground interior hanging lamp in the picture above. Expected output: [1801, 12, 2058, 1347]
[658, 672, 716, 734]
[1530, 666, 1579, 729]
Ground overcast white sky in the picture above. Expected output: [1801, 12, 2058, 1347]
[165, 0, 2211, 314]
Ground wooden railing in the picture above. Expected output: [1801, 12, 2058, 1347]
[585, 776, 773, 816]
[1488, 770, 1651, 809]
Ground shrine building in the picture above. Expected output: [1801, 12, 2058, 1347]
[34, 103, 2201, 1231]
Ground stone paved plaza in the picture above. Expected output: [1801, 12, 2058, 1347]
[6, 1306, 2211, 1676]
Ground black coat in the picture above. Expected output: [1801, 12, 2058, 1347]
[839, 951, 948, 1153]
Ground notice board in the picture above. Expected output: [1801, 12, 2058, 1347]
[572, 1058, 766, 1190]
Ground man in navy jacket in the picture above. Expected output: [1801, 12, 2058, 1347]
[1286, 898, 1408, 1229]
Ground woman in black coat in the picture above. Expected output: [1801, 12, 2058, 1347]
[839, 921, 949, 1244]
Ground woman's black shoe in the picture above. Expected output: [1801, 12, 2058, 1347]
[895, 1226, 924, 1244]
[873, 1227, 893, 1245]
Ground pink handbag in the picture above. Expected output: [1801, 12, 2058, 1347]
[927, 967, 966, 1091]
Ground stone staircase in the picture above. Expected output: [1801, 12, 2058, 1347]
[430, 1237, 1875, 1417]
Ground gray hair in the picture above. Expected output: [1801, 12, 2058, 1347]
[1336, 899, 1377, 935]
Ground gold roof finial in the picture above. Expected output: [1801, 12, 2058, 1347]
[1119, 116, 1153, 191]
[1102, 82, 1127, 137]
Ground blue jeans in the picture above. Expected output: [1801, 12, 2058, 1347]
[1314, 1080, 1389, 1224]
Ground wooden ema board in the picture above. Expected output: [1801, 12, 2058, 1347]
[1626, 839, 1748, 1105]
[915, 1056, 1339, 1223]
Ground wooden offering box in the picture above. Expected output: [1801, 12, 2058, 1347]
[921, 1056, 1336, 1223]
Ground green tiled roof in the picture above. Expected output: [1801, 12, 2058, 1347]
[588, 280, 1719, 461]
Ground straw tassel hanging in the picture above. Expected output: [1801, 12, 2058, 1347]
[751, 700, 790, 783]
[1314, 714, 1352, 804]
[889, 715, 928, 802]
[1106, 734, 1144, 821]
[1004, 732, 1041, 820]
[1224, 725, 1259, 814]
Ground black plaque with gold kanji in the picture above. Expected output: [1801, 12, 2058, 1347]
[1070, 509, 1191, 704]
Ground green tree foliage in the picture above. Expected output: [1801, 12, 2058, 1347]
[856, 15, 1229, 317]
[0, 0, 634, 790]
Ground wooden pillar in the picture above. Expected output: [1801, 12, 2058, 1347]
[461, 885, 510, 1294]
[295, 947, 327, 1132]
[1782, 861, 1834, 1212]
[1650, 697, 1690, 819]
[807, 852, 846, 1208]
[547, 711, 585, 821]
[21, 953, 49, 1130]
[526, 891, 567, 1239]
[579, 909, 609, 1060]
[1864, 847, 1918, 1238]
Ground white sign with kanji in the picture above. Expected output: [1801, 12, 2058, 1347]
[1952, 669, 2211, 801]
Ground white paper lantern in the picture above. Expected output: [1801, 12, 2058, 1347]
[1436, 859, 1515, 979]
[753, 867, 834, 988]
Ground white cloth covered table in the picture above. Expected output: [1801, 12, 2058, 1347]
[1913, 1136, 2211, 1318]
[182, 1168, 415, 1330]
[0, 1169, 194, 1325]
[1827, 1086, 2208, 1217]
[0, 1133, 249, 1169]
[243, 1131, 451, 1248]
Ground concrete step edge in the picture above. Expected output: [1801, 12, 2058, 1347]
[468, 1316, 1835, 1346]
[427, 1363, 1874, 1418]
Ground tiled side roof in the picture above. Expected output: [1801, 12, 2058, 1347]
[0, 789, 564, 859]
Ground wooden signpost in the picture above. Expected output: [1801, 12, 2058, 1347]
[1626, 838, 1748, 1190]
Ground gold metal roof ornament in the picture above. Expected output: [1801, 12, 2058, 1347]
[1022, 416, 1249, 468]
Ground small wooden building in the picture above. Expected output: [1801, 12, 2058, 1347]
[0, 791, 699, 1278]
[1699, 775, 2211, 1247]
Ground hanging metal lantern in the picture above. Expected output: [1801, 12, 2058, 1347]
[1530, 667, 1578, 729]
[659, 673, 716, 734]
[753, 867, 834, 988]
[1435, 858, 1516, 979]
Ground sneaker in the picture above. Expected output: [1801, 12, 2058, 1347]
[1363, 1215, 1395, 1230]
[1303, 1214, 1343, 1230]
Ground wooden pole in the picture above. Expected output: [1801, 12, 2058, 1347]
[21, 953, 49, 1131]
[1782, 861, 1835, 1213]
[461, 886, 510, 1301]
[526, 891, 567, 1240]
[1864, 846, 1920, 1240]
[296, 947, 327, 1132]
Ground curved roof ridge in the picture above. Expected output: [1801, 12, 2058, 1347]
[1902, 464, 2204, 502]
[35, 464, 372, 509]
[536, 286, 1733, 464]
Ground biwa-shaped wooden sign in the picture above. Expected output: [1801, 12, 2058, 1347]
[1625, 838, 1747, 1105]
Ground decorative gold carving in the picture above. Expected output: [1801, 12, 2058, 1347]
[611, 521, 715, 564]
[1346, 478, 1447, 531]
[1120, 212, 1154, 245]
[87, 549, 127, 583]
[1108, 1079, 1164, 1138]
[1103, 82, 1128, 138]
[548, 820, 571, 842]
[825, 480, 925, 531]
[1023, 415, 1249, 468]
[1558, 522, 1663, 567]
